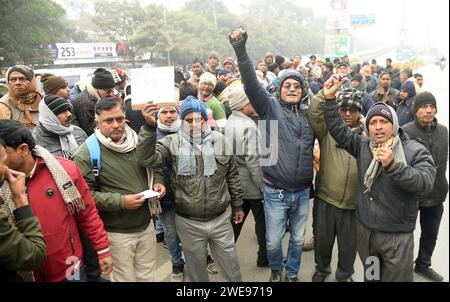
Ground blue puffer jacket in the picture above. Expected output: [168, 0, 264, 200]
[236, 52, 314, 192]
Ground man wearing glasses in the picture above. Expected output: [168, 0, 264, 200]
[73, 68, 115, 136]
[74, 98, 166, 281]
[229, 27, 313, 282]
[0, 65, 41, 129]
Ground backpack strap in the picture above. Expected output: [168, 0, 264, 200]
[86, 134, 101, 177]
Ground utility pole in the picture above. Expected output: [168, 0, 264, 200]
[163, 6, 171, 66]
[212, 0, 218, 30]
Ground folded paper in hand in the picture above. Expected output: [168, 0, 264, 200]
[140, 189, 160, 199]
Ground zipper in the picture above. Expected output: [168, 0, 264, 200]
[68, 224, 75, 254]
[341, 156, 352, 202]
[27, 179, 48, 281]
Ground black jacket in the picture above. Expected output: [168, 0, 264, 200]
[72, 90, 98, 136]
[324, 101, 436, 233]
[403, 118, 448, 206]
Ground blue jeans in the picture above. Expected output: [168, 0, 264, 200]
[264, 185, 309, 278]
[159, 206, 185, 268]
[155, 218, 164, 235]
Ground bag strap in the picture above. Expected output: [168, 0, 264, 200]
[86, 134, 101, 177]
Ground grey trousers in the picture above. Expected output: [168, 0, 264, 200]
[357, 221, 414, 282]
[313, 198, 357, 280]
[175, 207, 242, 282]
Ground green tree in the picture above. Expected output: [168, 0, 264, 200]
[0, 0, 67, 66]
[92, 0, 146, 64]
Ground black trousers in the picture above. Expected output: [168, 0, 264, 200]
[415, 204, 444, 269]
[77, 226, 102, 282]
[313, 198, 357, 280]
[357, 221, 414, 282]
[232, 199, 267, 258]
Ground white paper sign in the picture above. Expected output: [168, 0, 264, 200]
[130, 66, 177, 110]
[139, 189, 161, 199]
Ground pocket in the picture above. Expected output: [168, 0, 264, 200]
[43, 227, 74, 278]
[264, 185, 279, 194]
[215, 155, 230, 165]
[213, 156, 230, 179]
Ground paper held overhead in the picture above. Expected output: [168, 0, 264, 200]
[130, 66, 178, 110]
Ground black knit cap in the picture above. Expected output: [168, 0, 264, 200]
[91, 68, 115, 89]
[413, 91, 437, 114]
[44, 94, 72, 116]
[365, 102, 393, 129]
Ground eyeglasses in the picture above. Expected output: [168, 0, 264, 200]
[200, 82, 214, 88]
[282, 83, 301, 90]
[340, 107, 359, 114]
[9, 76, 29, 83]
[100, 116, 126, 125]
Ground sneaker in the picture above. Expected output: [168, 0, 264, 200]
[170, 265, 184, 282]
[156, 232, 164, 243]
[270, 270, 283, 282]
[207, 256, 218, 274]
[285, 276, 299, 282]
[312, 271, 328, 282]
[162, 240, 168, 249]
[414, 266, 444, 282]
[256, 256, 269, 268]
[303, 237, 314, 251]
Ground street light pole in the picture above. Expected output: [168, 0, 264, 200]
[163, 6, 171, 66]
[212, 0, 218, 30]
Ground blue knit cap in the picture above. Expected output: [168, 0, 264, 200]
[180, 96, 208, 121]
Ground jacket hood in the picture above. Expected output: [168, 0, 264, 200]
[277, 69, 308, 103]
[400, 81, 416, 98]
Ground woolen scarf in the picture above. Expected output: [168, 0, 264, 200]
[1, 146, 86, 219]
[363, 105, 407, 192]
[38, 99, 79, 159]
[94, 126, 161, 217]
[177, 124, 217, 176]
[6, 76, 41, 128]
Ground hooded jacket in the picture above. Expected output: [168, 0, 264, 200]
[230, 44, 313, 192]
[323, 101, 436, 233]
[397, 81, 416, 126]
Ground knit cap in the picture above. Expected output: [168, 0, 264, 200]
[40, 73, 67, 95]
[44, 94, 72, 116]
[180, 96, 208, 121]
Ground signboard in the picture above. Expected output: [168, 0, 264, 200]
[326, 10, 350, 30]
[324, 34, 350, 59]
[329, 0, 348, 10]
[44, 43, 121, 65]
[350, 14, 376, 26]
[130, 66, 177, 110]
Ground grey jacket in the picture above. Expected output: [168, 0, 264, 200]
[225, 111, 264, 200]
[136, 124, 243, 222]
[32, 124, 87, 159]
[324, 100, 436, 233]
